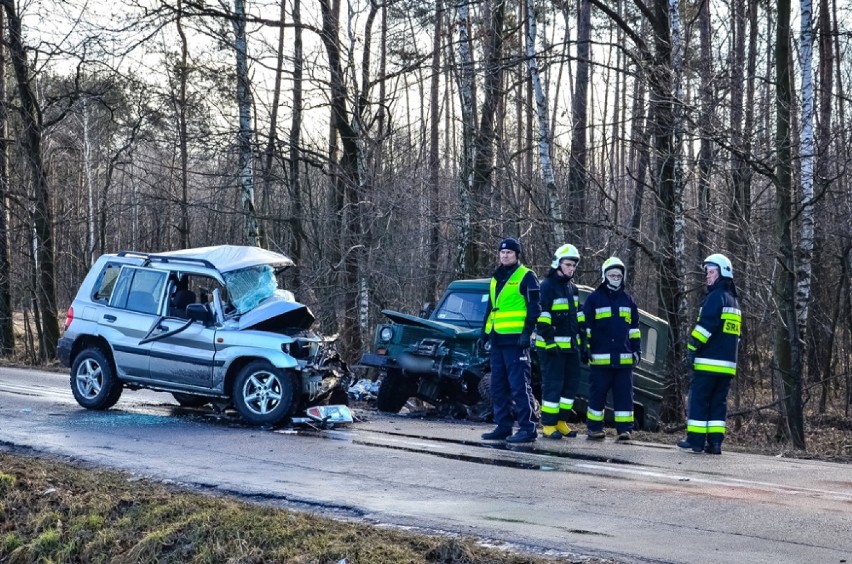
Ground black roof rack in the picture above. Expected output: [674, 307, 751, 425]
[116, 250, 216, 270]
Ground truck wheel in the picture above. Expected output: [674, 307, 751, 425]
[376, 369, 415, 413]
[70, 347, 123, 410]
[232, 360, 296, 426]
[477, 372, 493, 419]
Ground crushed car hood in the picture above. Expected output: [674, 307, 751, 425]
[381, 310, 480, 339]
[238, 295, 315, 331]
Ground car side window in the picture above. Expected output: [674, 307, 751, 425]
[109, 267, 168, 315]
[640, 325, 657, 364]
[92, 263, 121, 303]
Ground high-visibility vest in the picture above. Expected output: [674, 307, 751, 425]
[486, 266, 530, 335]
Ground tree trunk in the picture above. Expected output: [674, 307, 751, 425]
[287, 0, 305, 290]
[453, 0, 476, 277]
[259, 0, 288, 251]
[428, 0, 443, 302]
[795, 0, 815, 372]
[568, 0, 591, 243]
[773, 0, 805, 449]
[1, 0, 58, 361]
[696, 0, 713, 256]
[319, 0, 364, 360]
[811, 0, 834, 410]
[466, 0, 506, 277]
[177, 0, 190, 249]
[232, 0, 259, 247]
[526, 0, 562, 249]
[0, 8, 13, 356]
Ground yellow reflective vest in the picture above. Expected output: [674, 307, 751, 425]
[486, 266, 531, 335]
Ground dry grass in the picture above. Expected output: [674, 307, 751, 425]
[0, 453, 604, 564]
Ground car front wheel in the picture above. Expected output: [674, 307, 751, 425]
[376, 368, 415, 413]
[70, 347, 123, 410]
[232, 361, 296, 426]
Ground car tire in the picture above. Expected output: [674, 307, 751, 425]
[232, 360, 296, 426]
[376, 368, 415, 413]
[172, 392, 214, 408]
[70, 347, 123, 410]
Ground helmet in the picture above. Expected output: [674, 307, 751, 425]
[601, 256, 626, 283]
[703, 253, 733, 279]
[551, 244, 581, 268]
[498, 237, 522, 255]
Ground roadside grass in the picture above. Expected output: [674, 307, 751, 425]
[0, 452, 593, 564]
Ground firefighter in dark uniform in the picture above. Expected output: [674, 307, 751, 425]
[678, 253, 741, 455]
[536, 244, 586, 439]
[481, 237, 541, 443]
[582, 257, 641, 441]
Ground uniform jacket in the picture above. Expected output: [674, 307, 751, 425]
[483, 263, 541, 347]
[687, 278, 741, 376]
[582, 282, 641, 367]
[535, 270, 585, 353]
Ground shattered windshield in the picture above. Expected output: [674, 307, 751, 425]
[432, 291, 489, 327]
[223, 265, 278, 314]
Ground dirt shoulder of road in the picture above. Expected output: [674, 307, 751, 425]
[0, 451, 611, 564]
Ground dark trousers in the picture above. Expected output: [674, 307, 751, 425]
[587, 366, 634, 434]
[539, 351, 580, 426]
[686, 372, 732, 449]
[490, 344, 538, 434]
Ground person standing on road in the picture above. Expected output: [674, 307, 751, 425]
[582, 257, 641, 441]
[678, 254, 742, 455]
[536, 244, 586, 439]
[481, 237, 541, 444]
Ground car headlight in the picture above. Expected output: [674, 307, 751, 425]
[379, 327, 394, 342]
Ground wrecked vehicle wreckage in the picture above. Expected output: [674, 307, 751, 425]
[57, 245, 352, 428]
[359, 278, 669, 430]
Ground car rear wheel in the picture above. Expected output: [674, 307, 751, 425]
[376, 368, 415, 413]
[70, 347, 123, 410]
[232, 361, 296, 426]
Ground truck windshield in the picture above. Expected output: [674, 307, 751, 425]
[432, 291, 489, 327]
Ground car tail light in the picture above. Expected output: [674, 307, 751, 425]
[64, 307, 74, 331]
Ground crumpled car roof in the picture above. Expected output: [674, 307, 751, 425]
[156, 245, 294, 273]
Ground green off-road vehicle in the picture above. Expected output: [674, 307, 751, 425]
[359, 279, 669, 430]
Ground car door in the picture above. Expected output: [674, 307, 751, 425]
[147, 315, 216, 389]
[101, 266, 167, 379]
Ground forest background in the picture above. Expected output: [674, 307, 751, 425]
[0, 0, 849, 453]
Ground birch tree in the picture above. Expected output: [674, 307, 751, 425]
[232, 0, 260, 247]
[796, 0, 815, 361]
[0, 9, 12, 356]
[452, 0, 475, 277]
[526, 0, 563, 249]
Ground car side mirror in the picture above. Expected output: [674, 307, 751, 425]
[186, 303, 213, 326]
[419, 302, 433, 319]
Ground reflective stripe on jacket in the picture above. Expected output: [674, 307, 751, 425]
[486, 266, 531, 335]
[688, 280, 741, 376]
[535, 273, 584, 351]
[582, 283, 641, 367]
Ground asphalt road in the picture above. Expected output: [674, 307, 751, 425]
[0, 366, 850, 563]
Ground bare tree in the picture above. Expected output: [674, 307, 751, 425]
[0, 8, 12, 356]
[1, 0, 59, 361]
[526, 0, 562, 249]
[773, 0, 805, 448]
[232, 0, 260, 247]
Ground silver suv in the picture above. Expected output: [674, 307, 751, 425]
[57, 245, 351, 426]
